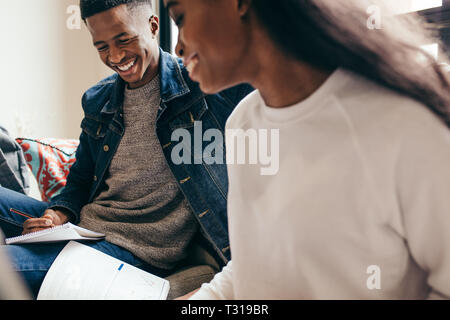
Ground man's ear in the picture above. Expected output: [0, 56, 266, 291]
[237, 0, 252, 18]
[150, 15, 160, 38]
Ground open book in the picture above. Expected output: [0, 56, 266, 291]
[37, 241, 170, 300]
[5, 223, 105, 245]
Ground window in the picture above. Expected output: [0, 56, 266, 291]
[171, 20, 179, 54]
[389, 1, 448, 61]
[411, 0, 442, 12]
[422, 43, 440, 60]
[394, 0, 443, 14]
[412, 0, 450, 61]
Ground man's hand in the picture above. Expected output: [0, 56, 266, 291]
[22, 209, 71, 235]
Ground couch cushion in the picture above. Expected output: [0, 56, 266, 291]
[16, 138, 79, 202]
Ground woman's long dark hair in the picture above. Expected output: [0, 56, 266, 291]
[250, 0, 450, 127]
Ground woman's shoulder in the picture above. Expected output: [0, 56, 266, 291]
[225, 90, 263, 129]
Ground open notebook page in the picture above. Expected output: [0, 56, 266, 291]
[37, 241, 170, 300]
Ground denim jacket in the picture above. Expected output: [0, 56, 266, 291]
[48, 49, 253, 265]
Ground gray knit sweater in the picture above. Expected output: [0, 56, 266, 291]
[79, 75, 198, 270]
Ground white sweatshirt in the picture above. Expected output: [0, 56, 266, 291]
[191, 69, 450, 300]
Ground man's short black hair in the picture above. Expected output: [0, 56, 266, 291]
[80, 0, 153, 20]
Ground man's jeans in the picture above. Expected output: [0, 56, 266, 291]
[0, 187, 168, 298]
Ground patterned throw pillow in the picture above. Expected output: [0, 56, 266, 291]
[15, 138, 79, 202]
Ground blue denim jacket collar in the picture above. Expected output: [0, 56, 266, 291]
[99, 49, 192, 118]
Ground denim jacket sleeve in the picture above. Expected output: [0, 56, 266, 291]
[221, 84, 254, 108]
[205, 84, 254, 128]
[47, 127, 95, 224]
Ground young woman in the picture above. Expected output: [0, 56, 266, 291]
[165, 0, 450, 299]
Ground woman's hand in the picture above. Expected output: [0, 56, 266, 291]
[175, 289, 200, 300]
[22, 209, 70, 235]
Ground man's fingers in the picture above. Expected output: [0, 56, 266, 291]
[43, 209, 70, 225]
[23, 218, 54, 230]
[21, 211, 66, 235]
[22, 220, 54, 235]
[21, 226, 52, 235]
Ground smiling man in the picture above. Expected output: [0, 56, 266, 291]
[0, 0, 252, 299]
[87, 0, 160, 88]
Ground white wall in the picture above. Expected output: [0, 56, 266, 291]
[0, 0, 111, 140]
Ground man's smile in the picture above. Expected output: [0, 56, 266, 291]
[112, 57, 138, 75]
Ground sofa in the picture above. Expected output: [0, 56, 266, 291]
[13, 137, 218, 299]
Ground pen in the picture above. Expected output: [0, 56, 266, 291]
[10, 208, 34, 220]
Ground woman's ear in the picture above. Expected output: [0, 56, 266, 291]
[237, 0, 252, 18]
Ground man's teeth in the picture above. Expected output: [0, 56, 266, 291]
[117, 60, 135, 72]
[186, 59, 198, 73]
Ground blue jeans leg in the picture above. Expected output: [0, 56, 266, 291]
[0, 187, 49, 238]
[0, 187, 170, 298]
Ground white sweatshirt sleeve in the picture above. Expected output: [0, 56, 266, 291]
[396, 111, 450, 299]
[189, 261, 235, 300]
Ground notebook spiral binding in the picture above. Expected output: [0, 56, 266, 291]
[5, 224, 71, 245]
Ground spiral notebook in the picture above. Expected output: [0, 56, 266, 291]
[5, 223, 105, 245]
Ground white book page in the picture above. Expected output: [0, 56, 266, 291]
[37, 241, 170, 300]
